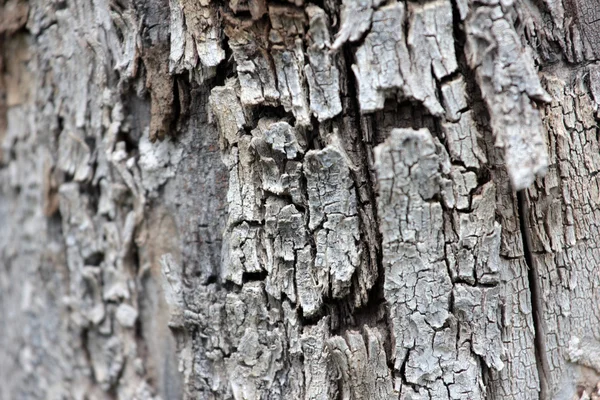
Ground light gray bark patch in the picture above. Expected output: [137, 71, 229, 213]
[115, 303, 138, 328]
[305, 143, 362, 299]
[464, 3, 551, 190]
[169, 0, 186, 71]
[86, 333, 125, 391]
[446, 183, 501, 285]
[212, 100, 310, 231]
[406, 0, 457, 113]
[375, 128, 504, 399]
[332, 0, 373, 48]
[374, 128, 450, 372]
[442, 110, 486, 170]
[169, 0, 226, 80]
[305, 5, 342, 121]
[327, 327, 396, 400]
[138, 134, 183, 193]
[249, 119, 307, 200]
[59, 183, 103, 270]
[304, 143, 356, 230]
[159, 253, 186, 327]
[209, 79, 247, 148]
[222, 222, 265, 285]
[269, 5, 311, 127]
[302, 317, 337, 400]
[441, 77, 468, 123]
[453, 284, 504, 370]
[263, 197, 304, 305]
[225, 137, 265, 225]
[352, 0, 457, 115]
[260, 120, 305, 160]
[224, 17, 280, 106]
[294, 246, 322, 317]
[588, 63, 600, 109]
[442, 166, 478, 211]
[57, 129, 93, 182]
[352, 3, 412, 113]
[225, 282, 285, 399]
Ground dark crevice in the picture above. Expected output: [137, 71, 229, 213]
[251, 105, 294, 127]
[371, 99, 438, 143]
[171, 76, 186, 130]
[208, 36, 235, 88]
[79, 181, 101, 214]
[307, 115, 324, 150]
[241, 270, 268, 283]
[337, 28, 394, 372]
[438, 69, 463, 86]
[449, 0, 495, 190]
[517, 190, 551, 400]
[80, 328, 96, 383]
[84, 251, 105, 267]
[221, 280, 243, 293]
[397, 351, 419, 390]
[229, 219, 264, 230]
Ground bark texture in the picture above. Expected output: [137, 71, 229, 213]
[1, 0, 599, 399]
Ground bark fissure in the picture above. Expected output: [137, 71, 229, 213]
[341, 41, 390, 335]
[517, 190, 551, 400]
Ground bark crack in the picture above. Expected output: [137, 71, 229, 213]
[517, 190, 551, 400]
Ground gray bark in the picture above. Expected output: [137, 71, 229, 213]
[1, 0, 599, 399]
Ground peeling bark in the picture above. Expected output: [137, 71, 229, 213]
[2, 0, 600, 399]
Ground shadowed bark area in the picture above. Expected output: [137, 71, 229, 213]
[1, 0, 599, 399]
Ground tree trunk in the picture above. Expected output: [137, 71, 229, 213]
[1, 0, 598, 398]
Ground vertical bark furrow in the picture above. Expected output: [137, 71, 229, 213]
[518, 190, 551, 400]
[483, 144, 540, 400]
[521, 72, 600, 398]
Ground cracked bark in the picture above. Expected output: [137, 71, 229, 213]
[1, 0, 600, 399]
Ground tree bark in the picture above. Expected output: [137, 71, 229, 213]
[1, 0, 599, 399]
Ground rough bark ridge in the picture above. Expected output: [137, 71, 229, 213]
[1, 0, 599, 399]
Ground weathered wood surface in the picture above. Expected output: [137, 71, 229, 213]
[1, 0, 600, 399]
